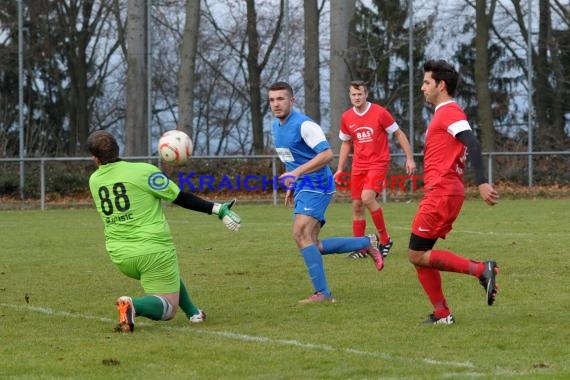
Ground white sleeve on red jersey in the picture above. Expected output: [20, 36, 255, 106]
[447, 120, 471, 137]
[377, 106, 399, 135]
[440, 102, 471, 137]
[339, 111, 352, 141]
[339, 130, 352, 141]
[386, 121, 399, 135]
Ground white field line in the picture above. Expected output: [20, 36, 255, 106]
[238, 221, 558, 238]
[2, 303, 476, 370]
[390, 225, 545, 237]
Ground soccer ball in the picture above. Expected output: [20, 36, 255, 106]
[158, 130, 193, 165]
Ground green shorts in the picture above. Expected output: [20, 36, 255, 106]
[115, 249, 180, 294]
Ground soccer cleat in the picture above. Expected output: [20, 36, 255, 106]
[365, 234, 384, 271]
[422, 313, 455, 325]
[298, 292, 336, 304]
[346, 250, 368, 259]
[189, 309, 206, 324]
[479, 260, 499, 306]
[380, 237, 394, 258]
[115, 296, 135, 333]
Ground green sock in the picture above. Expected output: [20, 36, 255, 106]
[132, 296, 169, 321]
[179, 280, 200, 318]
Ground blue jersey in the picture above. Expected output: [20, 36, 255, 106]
[271, 110, 335, 194]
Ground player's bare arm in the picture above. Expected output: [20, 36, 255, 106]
[393, 129, 416, 175]
[334, 140, 352, 182]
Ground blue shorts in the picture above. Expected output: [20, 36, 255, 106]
[293, 190, 332, 226]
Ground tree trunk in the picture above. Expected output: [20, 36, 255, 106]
[549, 21, 566, 148]
[329, 0, 355, 151]
[125, 0, 148, 156]
[178, 0, 200, 139]
[541, 0, 565, 148]
[534, 0, 551, 149]
[68, 1, 91, 155]
[246, 0, 264, 154]
[510, 0, 568, 150]
[68, 50, 89, 155]
[304, 0, 321, 124]
[474, 0, 496, 152]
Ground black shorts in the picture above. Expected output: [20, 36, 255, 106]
[409, 233, 438, 251]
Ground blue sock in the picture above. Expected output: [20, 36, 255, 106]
[300, 244, 331, 297]
[320, 237, 370, 255]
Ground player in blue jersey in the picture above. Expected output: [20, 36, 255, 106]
[268, 81, 384, 303]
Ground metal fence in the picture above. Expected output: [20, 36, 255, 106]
[0, 151, 569, 210]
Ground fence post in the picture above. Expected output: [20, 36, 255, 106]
[487, 153, 493, 184]
[528, 152, 533, 187]
[272, 156, 277, 206]
[40, 159, 45, 211]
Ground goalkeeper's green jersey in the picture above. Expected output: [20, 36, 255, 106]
[89, 160, 180, 263]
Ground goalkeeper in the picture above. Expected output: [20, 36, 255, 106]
[87, 130, 241, 332]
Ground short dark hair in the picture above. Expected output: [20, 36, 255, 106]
[423, 59, 459, 97]
[87, 130, 120, 164]
[268, 81, 294, 96]
[350, 80, 368, 93]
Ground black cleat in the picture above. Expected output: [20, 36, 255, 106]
[479, 260, 499, 306]
[422, 313, 455, 325]
[380, 237, 394, 258]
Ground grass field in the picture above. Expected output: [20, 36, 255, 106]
[1, 199, 569, 379]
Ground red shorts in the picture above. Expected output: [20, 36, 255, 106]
[351, 168, 389, 200]
[411, 195, 464, 239]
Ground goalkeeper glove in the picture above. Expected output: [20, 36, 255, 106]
[212, 199, 241, 232]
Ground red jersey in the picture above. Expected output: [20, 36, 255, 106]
[423, 101, 472, 195]
[339, 102, 399, 171]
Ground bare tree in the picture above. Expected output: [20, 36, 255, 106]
[474, 0, 497, 151]
[57, 1, 96, 154]
[329, 0, 355, 150]
[0, 1, 122, 156]
[500, 0, 569, 149]
[303, 0, 322, 123]
[246, 0, 287, 154]
[200, 0, 286, 154]
[178, 0, 200, 138]
[245, 0, 264, 154]
[124, 0, 148, 156]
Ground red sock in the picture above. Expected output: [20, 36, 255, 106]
[352, 219, 366, 237]
[429, 250, 484, 277]
[352, 220, 367, 253]
[416, 267, 450, 318]
[370, 208, 389, 244]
